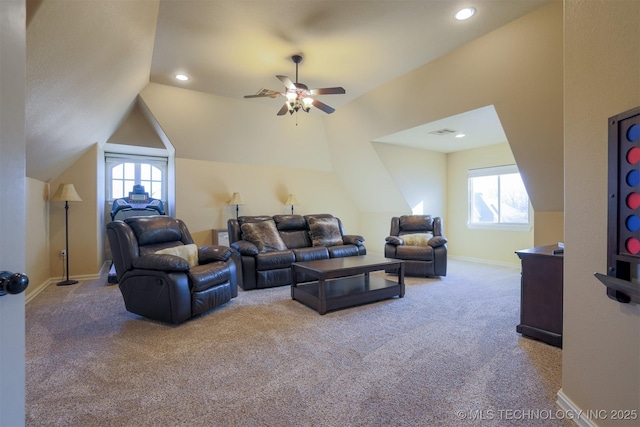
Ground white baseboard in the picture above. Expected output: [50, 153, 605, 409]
[25, 264, 108, 304]
[448, 254, 520, 269]
[25, 278, 55, 304]
[557, 388, 598, 427]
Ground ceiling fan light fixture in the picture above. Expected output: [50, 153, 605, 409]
[244, 55, 345, 118]
[454, 7, 476, 21]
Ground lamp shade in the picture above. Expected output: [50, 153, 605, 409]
[229, 192, 244, 205]
[285, 194, 299, 206]
[51, 183, 82, 202]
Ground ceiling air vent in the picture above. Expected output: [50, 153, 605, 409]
[428, 128, 457, 135]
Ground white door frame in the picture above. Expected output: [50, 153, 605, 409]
[0, 0, 27, 425]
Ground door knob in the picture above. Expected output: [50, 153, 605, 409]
[0, 271, 29, 296]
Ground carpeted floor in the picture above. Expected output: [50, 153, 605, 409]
[25, 259, 570, 426]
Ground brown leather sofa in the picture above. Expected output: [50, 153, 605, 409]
[384, 215, 447, 277]
[228, 214, 366, 290]
[107, 216, 239, 324]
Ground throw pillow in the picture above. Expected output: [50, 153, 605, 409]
[241, 220, 288, 253]
[308, 217, 344, 247]
[155, 243, 199, 268]
[401, 233, 433, 246]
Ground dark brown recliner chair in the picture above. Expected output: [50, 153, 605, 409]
[384, 215, 447, 277]
[107, 216, 239, 324]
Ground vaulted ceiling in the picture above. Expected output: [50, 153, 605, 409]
[26, 0, 551, 182]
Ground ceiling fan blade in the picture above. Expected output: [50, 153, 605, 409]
[276, 75, 296, 90]
[311, 99, 336, 114]
[311, 87, 346, 95]
[276, 104, 289, 116]
[294, 82, 309, 91]
[244, 88, 282, 98]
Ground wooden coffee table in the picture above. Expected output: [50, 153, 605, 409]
[291, 255, 405, 314]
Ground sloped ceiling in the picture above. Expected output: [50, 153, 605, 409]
[26, 0, 160, 182]
[25, 0, 552, 182]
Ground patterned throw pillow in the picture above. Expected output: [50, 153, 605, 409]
[308, 217, 344, 247]
[401, 233, 433, 246]
[241, 220, 288, 253]
[155, 243, 199, 267]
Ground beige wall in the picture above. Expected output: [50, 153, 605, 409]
[25, 178, 50, 298]
[49, 145, 101, 278]
[533, 211, 564, 247]
[42, 3, 564, 277]
[371, 142, 447, 217]
[139, 83, 333, 172]
[447, 143, 534, 264]
[562, 0, 640, 420]
[324, 2, 563, 252]
[175, 158, 360, 246]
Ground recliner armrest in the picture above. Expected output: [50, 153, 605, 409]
[131, 254, 191, 272]
[343, 234, 365, 245]
[428, 236, 448, 248]
[198, 245, 234, 263]
[385, 236, 403, 246]
[231, 240, 259, 256]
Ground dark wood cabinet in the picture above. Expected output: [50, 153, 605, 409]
[515, 245, 563, 348]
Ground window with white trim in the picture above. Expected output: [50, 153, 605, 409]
[468, 165, 530, 228]
[105, 153, 168, 202]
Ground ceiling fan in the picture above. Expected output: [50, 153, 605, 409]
[244, 55, 345, 116]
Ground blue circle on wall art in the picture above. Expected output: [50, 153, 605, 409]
[628, 124, 640, 143]
[626, 215, 640, 232]
[628, 170, 640, 187]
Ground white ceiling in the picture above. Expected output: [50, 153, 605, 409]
[373, 105, 508, 153]
[151, 0, 551, 112]
[25, 0, 552, 181]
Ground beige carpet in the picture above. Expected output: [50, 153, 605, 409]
[25, 260, 569, 426]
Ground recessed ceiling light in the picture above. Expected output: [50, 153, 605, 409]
[175, 74, 189, 81]
[454, 7, 476, 21]
[455, 133, 466, 138]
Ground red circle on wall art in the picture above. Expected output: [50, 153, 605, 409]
[626, 237, 640, 255]
[627, 192, 640, 209]
[627, 147, 640, 165]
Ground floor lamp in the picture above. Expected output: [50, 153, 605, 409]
[285, 194, 299, 214]
[229, 192, 244, 220]
[51, 183, 83, 286]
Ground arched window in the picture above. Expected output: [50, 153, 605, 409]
[106, 154, 167, 202]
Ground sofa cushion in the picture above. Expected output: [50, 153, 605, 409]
[308, 217, 344, 247]
[399, 215, 433, 232]
[126, 216, 184, 246]
[327, 245, 360, 258]
[132, 253, 191, 272]
[400, 233, 433, 246]
[187, 262, 231, 292]
[396, 245, 434, 261]
[428, 236, 448, 248]
[273, 215, 307, 231]
[293, 246, 329, 262]
[280, 230, 312, 249]
[198, 245, 234, 263]
[155, 243, 199, 267]
[255, 250, 295, 270]
[241, 220, 288, 253]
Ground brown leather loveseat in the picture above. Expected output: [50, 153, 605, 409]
[228, 214, 366, 290]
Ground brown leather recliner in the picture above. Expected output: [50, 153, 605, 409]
[384, 215, 447, 277]
[107, 216, 239, 324]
